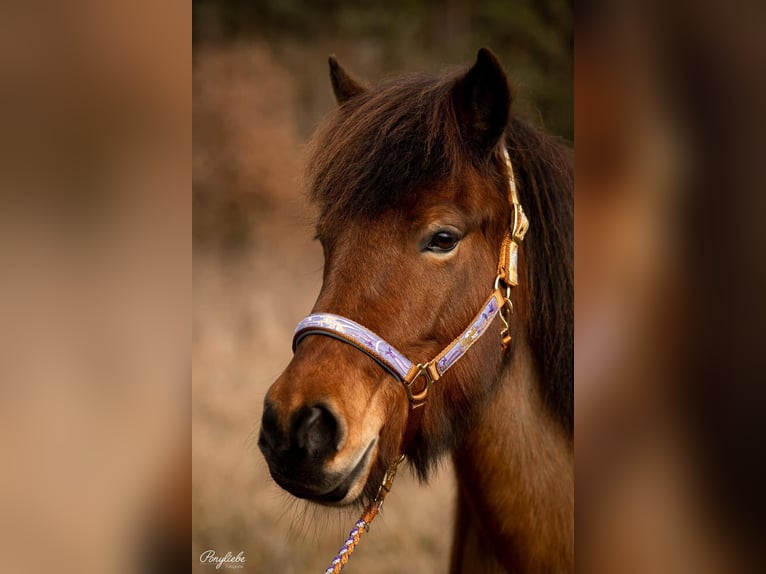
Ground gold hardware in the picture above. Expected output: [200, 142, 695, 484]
[502, 148, 527, 287]
[373, 454, 406, 506]
[511, 203, 529, 243]
[495, 212, 526, 289]
[404, 362, 438, 405]
[495, 282, 514, 351]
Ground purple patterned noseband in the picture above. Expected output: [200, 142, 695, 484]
[293, 291, 505, 405]
[291, 149, 529, 410]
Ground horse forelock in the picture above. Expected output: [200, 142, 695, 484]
[307, 72, 465, 232]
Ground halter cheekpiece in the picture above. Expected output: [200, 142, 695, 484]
[292, 147, 529, 574]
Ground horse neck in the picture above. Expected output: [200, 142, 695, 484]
[450, 335, 574, 574]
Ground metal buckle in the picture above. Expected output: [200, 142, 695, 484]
[499, 296, 514, 350]
[404, 362, 436, 406]
[511, 203, 529, 243]
[494, 278, 514, 350]
[373, 454, 406, 505]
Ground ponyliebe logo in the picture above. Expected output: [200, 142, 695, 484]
[199, 550, 246, 569]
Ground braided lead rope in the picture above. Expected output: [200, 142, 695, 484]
[322, 506, 378, 573]
[323, 456, 404, 574]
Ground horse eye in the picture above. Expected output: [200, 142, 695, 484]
[426, 230, 460, 253]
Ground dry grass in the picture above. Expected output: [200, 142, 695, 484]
[193, 44, 456, 574]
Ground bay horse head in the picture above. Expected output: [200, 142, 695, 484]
[258, 50, 573, 565]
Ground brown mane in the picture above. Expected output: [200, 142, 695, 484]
[305, 70, 573, 434]
[506, 117, 573, 433]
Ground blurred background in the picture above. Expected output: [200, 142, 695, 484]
[192, 1, 571, 572]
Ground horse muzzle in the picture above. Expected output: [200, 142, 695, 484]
[258, 400, 377, 505]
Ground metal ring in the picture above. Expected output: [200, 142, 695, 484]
[404, 363, 435, 403]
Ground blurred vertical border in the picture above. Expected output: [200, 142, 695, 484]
[577, 1, 766, 572]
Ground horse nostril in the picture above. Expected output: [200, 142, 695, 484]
[259, 401, 284, 452]
[291, 405, 339, 460]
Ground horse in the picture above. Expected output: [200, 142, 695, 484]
[258, 48, 573, 573]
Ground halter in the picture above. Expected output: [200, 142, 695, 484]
[292, 148, 529, 574]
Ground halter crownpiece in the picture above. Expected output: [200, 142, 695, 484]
[292, 145, 528, 574]
[497, 148, 529, 288]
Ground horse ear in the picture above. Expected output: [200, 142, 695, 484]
[328, 55, 366, 104]
[453, 48, 512, 153]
